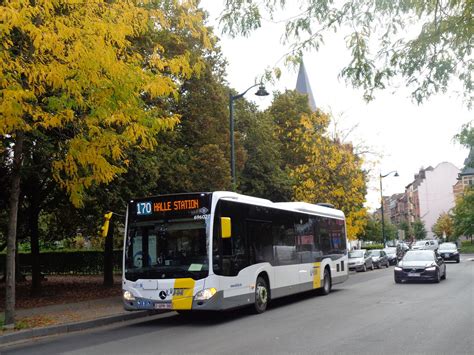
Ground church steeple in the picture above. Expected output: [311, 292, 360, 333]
[295, 60, 317, 111]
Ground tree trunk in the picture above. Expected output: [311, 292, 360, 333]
[103, 219, 114, 287]
[4, 132, 24, 328]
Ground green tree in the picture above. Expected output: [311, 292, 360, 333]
[383, 221, 398, 242]
[237, 99, 292, 201]
[220, 0, 473, 106]
[363, 217, 382, 243]
[398, 221, 412, 241]
[455, 121, 474, 150]
[413, 219, 428, 240]
[452, 187, 474, 242]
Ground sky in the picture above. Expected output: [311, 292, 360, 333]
[200, 1, 472, 211]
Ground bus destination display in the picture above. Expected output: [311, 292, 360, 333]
[131, 193, 211, 220]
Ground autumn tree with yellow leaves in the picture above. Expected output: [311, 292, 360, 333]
[291, 113, 368, 240]
[0, 0, 211, 327]
[269, 91, 368, 241]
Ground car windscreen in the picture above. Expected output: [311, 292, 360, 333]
[349, 251, 364, 258]
[402, 252, 435, 262]
[384, 249, 396, 255]
[438, 243, 457, 251]
[369, 250, 381, 256]
[125, 219, 209, 281]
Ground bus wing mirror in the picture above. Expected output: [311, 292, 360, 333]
[221, 217, 231, 239]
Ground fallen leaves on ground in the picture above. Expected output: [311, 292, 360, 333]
[0, 275, 121, 311]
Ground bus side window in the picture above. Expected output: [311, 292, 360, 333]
[247, 220, 273, 264]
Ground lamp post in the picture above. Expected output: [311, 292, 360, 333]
[229, 83, 269, 189]
[380, 170, 399, 247]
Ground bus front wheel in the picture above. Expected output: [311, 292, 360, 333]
[253, 276, 269, 314]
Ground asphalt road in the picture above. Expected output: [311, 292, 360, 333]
[3, 257, 473, 354]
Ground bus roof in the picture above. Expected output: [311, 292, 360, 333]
[213, 191, 345, 219]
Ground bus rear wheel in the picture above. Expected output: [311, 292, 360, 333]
[253, 276, 269, 314]
[319, 268, 331, 295]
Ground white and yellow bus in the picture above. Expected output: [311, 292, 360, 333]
[122, 191, 348, 314]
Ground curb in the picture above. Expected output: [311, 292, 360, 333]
[0, 309, 164, 346]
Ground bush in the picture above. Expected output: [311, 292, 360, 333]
[460, 239, 474, 253]
[363, 244, 385, 250]
[0, 250, 123, 275]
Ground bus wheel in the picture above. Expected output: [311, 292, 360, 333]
[253, 276, 269, 314]
[319, 268, 331, 295]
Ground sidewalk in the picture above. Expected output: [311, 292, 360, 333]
[0, 296, 161, 346]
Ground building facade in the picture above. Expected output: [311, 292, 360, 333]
[453, 147, 474, 199]
[411, 162, 460, 238]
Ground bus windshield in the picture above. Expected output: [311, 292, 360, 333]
[125, 219, 208, 281]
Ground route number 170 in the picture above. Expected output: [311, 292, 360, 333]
[136, 202, 152, 215]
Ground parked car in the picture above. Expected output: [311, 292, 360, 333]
[348, 249, 374, 272]
[394, 250, 446, 283]
[411, 239, 439, 251]
[437, 242, 460, 263]
[369, 249, 390, 268]
[383, 247, 398, 265]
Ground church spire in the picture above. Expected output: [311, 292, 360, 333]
[295, 60, 317, 111]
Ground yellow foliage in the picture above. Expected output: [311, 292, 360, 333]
[289, 110, 368, 239]
[0, 0, 211, 206]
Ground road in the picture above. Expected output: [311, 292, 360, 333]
[3, 257, 473, 354]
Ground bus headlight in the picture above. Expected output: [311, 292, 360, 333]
[194, 288, 217, 301]
[123, 290, 136, 301]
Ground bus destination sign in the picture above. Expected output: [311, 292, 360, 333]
[131, 193, 212, 220]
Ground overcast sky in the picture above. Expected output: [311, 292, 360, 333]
[201, 1, 472, 210]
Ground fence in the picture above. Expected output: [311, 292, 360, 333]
[0, 250, 123, 275]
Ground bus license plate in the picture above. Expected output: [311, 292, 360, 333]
[408, 272, 420, 277]
[154, 303, 172, 310]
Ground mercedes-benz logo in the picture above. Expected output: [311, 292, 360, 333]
[159, 291, 167, 300]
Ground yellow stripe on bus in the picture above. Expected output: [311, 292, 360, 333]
[172, 278, 195, 310]
[313, 262, 321, 289]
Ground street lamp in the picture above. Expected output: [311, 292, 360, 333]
[380, 170, 399, 247]
[229, 83, 269, 189]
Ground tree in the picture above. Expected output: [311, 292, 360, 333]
[220, 0, 473, 107]
[383, 221, 398, 242]
[265, 91, 367, 238]
[455, 121, 474, 151]
[363, 217, 382, 243]
[413, 219, 428, 240]
[452, 187, 474, 242]
[432, 212, 454, 241]
[0, 0, 210, 327]
[398, 221, 412, 241]
[239, 104, 292, 201]
[290, 111, 368, 240]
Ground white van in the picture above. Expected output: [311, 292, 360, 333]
[411, 239, 439, 251]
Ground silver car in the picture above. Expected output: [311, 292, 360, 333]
[348, 249, 374, 272]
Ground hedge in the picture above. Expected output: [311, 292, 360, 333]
[362, 244, 385, 250]
[0, 250, 123, 275]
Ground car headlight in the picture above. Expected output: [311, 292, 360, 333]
[123, 290, 136, 301]
[394, 266, 402, 271]
[425, 266, 436, 271]
[194, 288, 217, 301]
[452, 251, 459, 255]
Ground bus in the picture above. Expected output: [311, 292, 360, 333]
[122, 191, 348, 314]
